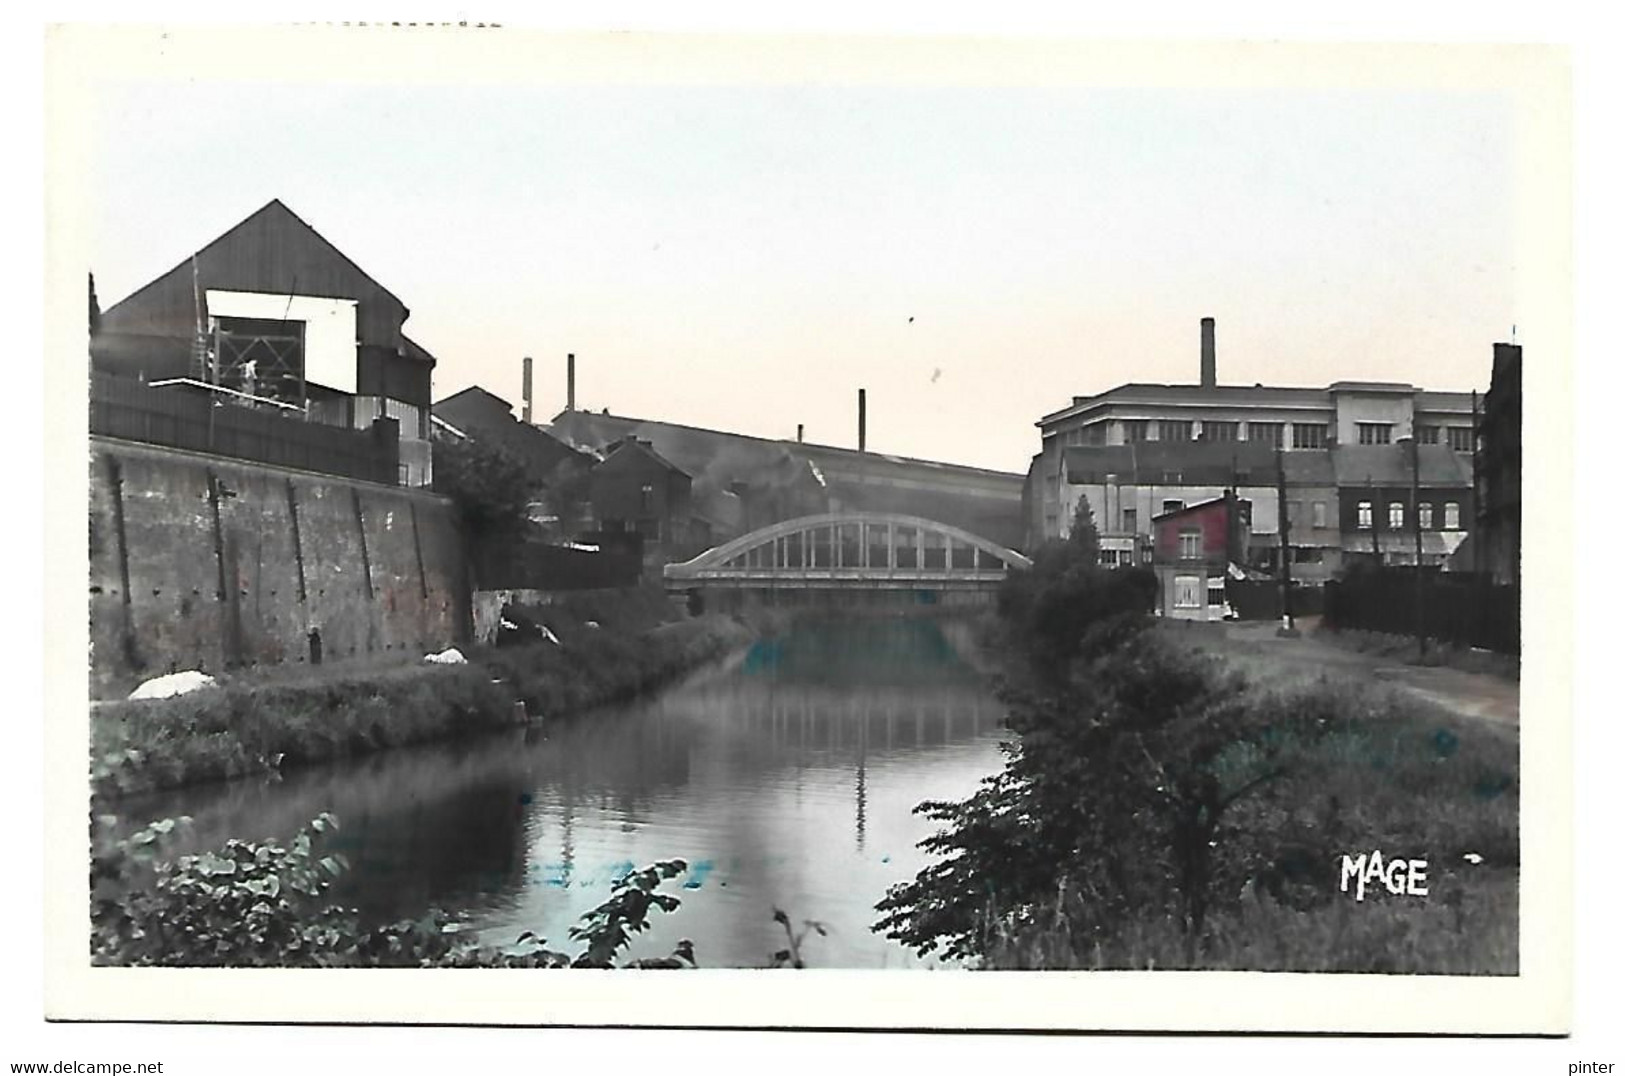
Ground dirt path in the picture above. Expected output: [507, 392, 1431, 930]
[1164, 619, 1520, 736]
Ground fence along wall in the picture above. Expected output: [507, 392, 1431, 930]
[89, 437, 470, 698]
[1324, 571, 1520, 656]
[90, 372, 402, 486]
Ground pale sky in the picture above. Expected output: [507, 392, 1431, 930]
[84, 53, 1518, 473]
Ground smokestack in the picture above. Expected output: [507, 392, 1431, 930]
[858, 389, 867, 453]
[567, 353, 576, 412]
[521, 356, 533, 423]
[797, 423, 804, 443]
[1200, 317, 1216, 389]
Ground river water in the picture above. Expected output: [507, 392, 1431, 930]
[117, 617, 1010, 968]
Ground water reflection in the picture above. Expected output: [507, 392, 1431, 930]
[115, 617, 1008, 967]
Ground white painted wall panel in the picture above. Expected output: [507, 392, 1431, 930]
[206, 290, 358, 393]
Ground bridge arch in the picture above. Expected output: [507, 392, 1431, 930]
[664, 512, 1031, 590]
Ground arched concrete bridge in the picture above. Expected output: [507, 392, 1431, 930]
[663, 512, 1032, 596]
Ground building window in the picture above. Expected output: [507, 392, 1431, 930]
[1208, 582, 1226, 606]
[1419, 502, 1434, 530]
[1159, 420, 1193, 442]
[1444, 501, 1461, 529]
[1293, 547, 1324, 565]
[1417, 425, 1441, 445]
[1202, 420, 1239, 442]
[1287, 499, 1302, 524]
[640, 482, 654, 513]
[1292, 423, 1327, 449]
[1122, 419, 1149, 443]
[1083, 423, 1108, 445]
[1248, 421, 1284, 447]
[1447, 427, 1475, 452]
[1235, 499, 1253, 527]
[1179, 527, 1202, 560]
[1388, 502, 1405, 529]
[1357, 423, 1394, 445]
[1161, 499, 1184, 516]
[1122, 507, 1138, 533]
[1357, 500, 1372, 529]
[1312, 501, 1328, 528]
[1174, 576, 1202, 608]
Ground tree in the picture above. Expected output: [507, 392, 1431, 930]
[1067, 494, 1100, 561]
[432, 436, 536, 545]
[873, 630, 1288, 965]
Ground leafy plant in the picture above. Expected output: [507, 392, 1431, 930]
[567, 859, 690, 968]
[769, 907, 828, 969]
[92, 812, 360, 966]
[92, 813, 697, 969]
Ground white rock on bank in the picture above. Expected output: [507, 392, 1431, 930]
[539, 626, 562, 646]
[423, 648, 468, 665]
[128, 670, 218, 700]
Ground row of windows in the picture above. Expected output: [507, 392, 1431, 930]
[1352, 422, 1478, 449]
[1117, 419, 1329, 448]
[1355, 500, 1461, 530]
[1060, 419, 1474, 450]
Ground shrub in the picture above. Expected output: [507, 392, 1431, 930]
[996, 539, 1156, 676]
[91, 813, 696, 969]
[874, 634, 1274, 962]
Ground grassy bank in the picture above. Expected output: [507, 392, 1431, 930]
[93, 606, 754, 801]
[1311, 622, 1520, 681]
[982, 677, 1518, 973]
[874, 536, 1518, 974]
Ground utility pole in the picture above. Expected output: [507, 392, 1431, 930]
[1411, 435, 1426, 661]
[1275, 443, 1297, 637]
[1369, 474, 1380, 566]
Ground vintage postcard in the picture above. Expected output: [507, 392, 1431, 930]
[42, 25, 1570, 1033]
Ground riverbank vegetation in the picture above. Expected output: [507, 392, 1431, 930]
[92, 592, 754, 800]
[92, 812, 698, 968]
[874, 511, 1518, 973]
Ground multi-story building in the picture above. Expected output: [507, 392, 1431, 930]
[1055, 440, 1345, 582]
[1333, 444, 1475, 568]
[91, 199, 440, 486]
[1026, 317, 1479, 545]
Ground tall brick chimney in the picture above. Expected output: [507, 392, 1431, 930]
[522, 356, 533, 423]
[858, 389, 867, 452]
[1201, 317, 1217, 389]
[566, 353, 576, 412]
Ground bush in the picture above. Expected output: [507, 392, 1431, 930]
[91, 813, 697, 969]
[875, 599, 1521, 969]
[997, 540, 1157, 676]
[874, 633, 1272, 962]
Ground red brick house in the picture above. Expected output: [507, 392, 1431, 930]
[1151, 493, 1247, 621]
